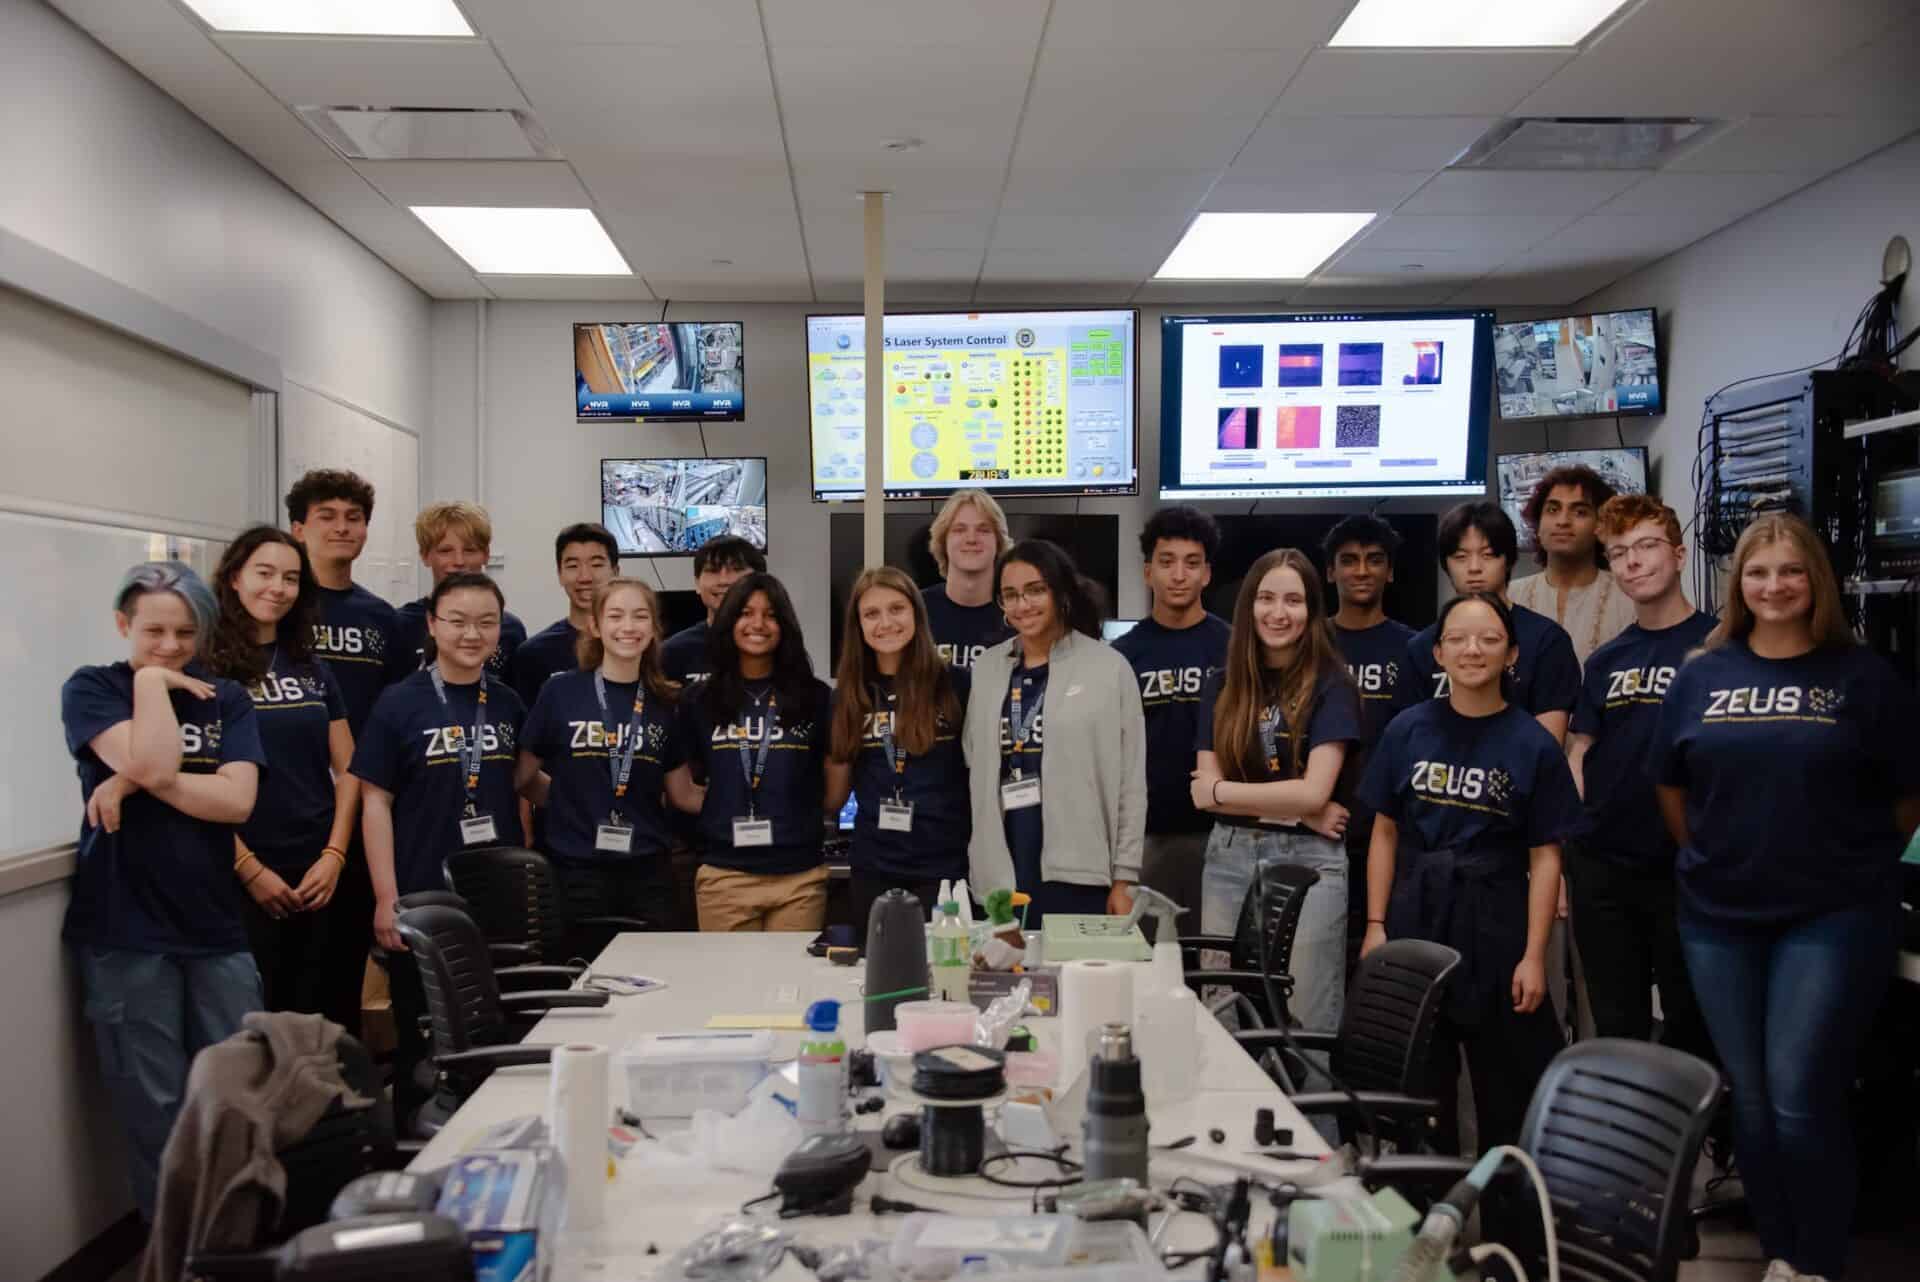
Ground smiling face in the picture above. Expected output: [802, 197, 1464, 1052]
[1739, 538, 1814, 628]
[945, 504, 999, 577]
[1253, 564, 1310, 659]
[291, 498, 368, 566]
[1434, 599, 1516, 695]
[1329, 542, 1392, 610]
[858, 585, 915, 661]
[1605, 519, 1683, 605]
[998, 559, 1059, 644]
[1537, 483, 1600, 561]
[593, 584, 655, 664]
[118, 591, 198, 671]
[429, 586, 502, 673]
[231, 541, 303, 631]
[696, 562, 751, 615]
[1145, 537, 1211, 613]
[425, 533, 489, 585]
[733, 590, 781, 660]
[1444, 524, 1510, 596]
[558, 540, 614, 614]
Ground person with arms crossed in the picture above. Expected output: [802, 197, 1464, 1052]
[63, 563, 265, 1220]
[665, 574, 833, 931]
[1191, 549, 1360, 1041]
[660, 535, 766, 685]
[394, 501, 528, 678]
[511, 522, 618, 703]
[1110, 505, 1230, 916]
[1563, 495, 1714, 1058]
[825, 567, 972, 939]
[921, 488, 1014, 668]
[204, 527, 360, 1019]
[1652, 514, 1920, 1282]
[1510, 465, 1637, 666]
[964, 540, 1146, 925]
[1360, 593, 1580, 1154]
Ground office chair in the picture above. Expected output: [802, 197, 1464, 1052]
[1179, 863, 1320, 1028]
[442, 846, 648, 965]
[394, 902, 609, 1137]
[1235, 938, 1461, 1150]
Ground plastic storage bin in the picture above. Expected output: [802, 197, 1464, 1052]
[619, 1029, 774, 1117]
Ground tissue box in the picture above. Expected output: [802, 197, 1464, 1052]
[1041, 916, 1152, 963]
[434, 1148, 561, 1282]
[969, 967, 1060, 1016]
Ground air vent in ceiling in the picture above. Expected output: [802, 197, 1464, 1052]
[294, 107, 558, 161]
[1452, 117, 1721, 171]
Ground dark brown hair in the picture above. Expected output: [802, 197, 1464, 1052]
[284, 468, 375, 523]
[206, 525, 319, 682]
[1522, 465, 1617, 567]
[829, 567, 962, 762]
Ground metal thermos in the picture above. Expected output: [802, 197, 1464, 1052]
[864, 889, 929, 1033]
[1081, 1023, 1150, 1185]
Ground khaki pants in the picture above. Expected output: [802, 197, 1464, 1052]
[695, 864, 830, 932]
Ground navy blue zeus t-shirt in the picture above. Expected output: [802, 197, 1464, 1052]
[1393, 604, 1581, 723]
[1570, 611, 1716, 864]
[1195, 668, 1362, 827]
[349, 671, 527, 895]
[998, 661, 1050, 889]
[237, 650, 348, 872]
[1332, 619, 1418, 749]
[660, 621, 712, 685]
[511, 620, 584, 705]
[924, 584, 1014, 671]
[62, 663, 268, 954]
[311, 582, 403, 736]
[394, 597, 527, 682]
[1652, 641, 1920, 924]
[521, 670, 682, 865]
[680, 677, 832, 875]
[1111, 614, 1230, 834]
[838, 669, 972, 883]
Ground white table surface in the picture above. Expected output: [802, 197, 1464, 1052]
[412, 932, 1331, 1277]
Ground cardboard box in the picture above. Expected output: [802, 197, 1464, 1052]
[434, 1148, 562, 1282]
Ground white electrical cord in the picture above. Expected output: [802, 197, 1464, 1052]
[1468, 1242, 1530, 1282]
[1487, 1145, 1559, 1282]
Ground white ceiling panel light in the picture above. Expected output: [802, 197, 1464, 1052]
[180, 0, 474, 36]
[1330, 0, 1630, 48]
[410, 207, 632, 275]
[1155, 212, 1375, 280]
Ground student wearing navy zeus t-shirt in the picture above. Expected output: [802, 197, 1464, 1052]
[921, 488, 1014, 669]
[666, 573, 833, 931]
[510, 523, 617, 704]
[1652, 515, 1920, 1282]
[393, 501, 527, 680]
[202, 526, 361, 1023]
[518, 577, 680, 938]
[826, 566, 972, 938]
[659, 535, 765, 685]
[1562, 495, 1713, 1060]
[1111, 505, 1230, 916]
[1361, 593, 1581, 1155]
[62, 563, 266, 1221]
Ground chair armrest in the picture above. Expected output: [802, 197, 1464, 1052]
[1232, 1029, 1336, 1055]
[1177, 934, 1235, 965]
[496, 964, 589, 990]
[1357, 1154, 1475, 1190]
[181, 1252, 277, 1281]
[488, 941, 537, 965]
[1185, 970, 1295, 1010]
[576, 915, 649, 933]
[434, 1045, 555, 1074]
[1289, 1091, 1443, 1120]
[499, 990, 610, 1011]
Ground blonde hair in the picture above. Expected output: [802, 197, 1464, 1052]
[414, 500, 493, 559]
[928, 489, 1011, 576]
[1707, 514, 1853, 651]
[575, 578, 677, 703]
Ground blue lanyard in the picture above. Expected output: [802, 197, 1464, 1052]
[429, 668, 488, 816]
[737, 690, 777, 817]
[1259, 703, 1283, 776]
[874, 687, 907, 802]
[1005, 667, 1044, 780]
[593, 671, 647, 823]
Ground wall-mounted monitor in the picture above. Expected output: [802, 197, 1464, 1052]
[1159, 309, 1494, 502]
[1493, 307, 1660, 421]
[600, 457, 767, 556]
[1495, 446, 1650, 555]
[806, 309, 1138, 500]
[576, 322, 744, 420]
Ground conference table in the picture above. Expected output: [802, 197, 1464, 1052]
[412, 932, 1331, 1279]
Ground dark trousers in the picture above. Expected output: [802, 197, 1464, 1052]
[385, 947, 430, 1131]
[1680, 902, 1898, 1278]
[317, 842, 374, 1039]
[1566, 847, 1713, 1060]
[849, 873, 946, 951]
[242, 891, 334, 1016]
[1428, 999, 1564, 1155]
[1344, 811, 1375, 975]
[549, 857, 673, 958]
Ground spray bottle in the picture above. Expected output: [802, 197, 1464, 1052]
[1122, 887, 1197, 1105]
[798, 1000, 848, 1134]
[930, 901, 973, 1002]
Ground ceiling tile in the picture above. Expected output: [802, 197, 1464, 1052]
[643, 276, 816, 302]
[582, 156, 797, 215]
[1354, 213, 1580, 254]
[1233, 115, 1496, 173]
[1451, 260, 1649, 308]
[1396, 169, 1644, 216]
[502, 43, 785, 163]
[1204, 170, 1428, 212]
[773, 42, 1030, 166]
[1273, 49, 1571, 117]
[1667, 115, 1917, 173]
[1594, 171, 1811, 219]
[1321, 245, 1512, 276]
[989, 212, 1194, 254]
[1001, 168, 1217, 214]
[982, 247, 1151, 281]
[476, 275, 657, 301]
[351, 160, 590, 206]
[600, 209, 806, 275]
[1130, 281, 1301, 306]
[1772, 16, 1920, 119]
[460, 0, 763, 44]
[1531, 211, 1732, 261]
[213, 35, 526, 108]
[804, 210, 991, 256]
[812, 277, 977, 304]
[1041, 0, 1352, 49]
[792, 163, 1006, 214]
[762, 0, 1046, 46]
[973, 281, 1139, 305]
[1290, 276, 1476, 306]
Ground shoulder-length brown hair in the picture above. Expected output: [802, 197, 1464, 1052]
[1706, 514, 1853, 652]
[1212, 548, 1353, 781]
[206, 525, 319, 682]
[830, 566, 962, 762]
[575, 577, 678, 703]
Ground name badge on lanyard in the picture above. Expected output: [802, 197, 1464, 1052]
[876, 691, 913, 832]
[1000, 776, 1041, 812]
[1255, 703, 1298, 828]
[1001, 668, 1044, 812]
[734, 690, 777, 846]
[595, 671, 647, 856]
[432, 669, 496, 846]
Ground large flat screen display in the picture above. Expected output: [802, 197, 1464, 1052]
[1159, 309, 1494, 501]
[1493, 307, 1660, 421]
[600, 457, 767, 556]
[576, 322, 744, 420]
[806, 309, 1138, 500]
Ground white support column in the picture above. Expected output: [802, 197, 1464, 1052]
[862, 191, 887, 566]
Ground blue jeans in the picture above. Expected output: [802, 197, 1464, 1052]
[1680, 904, 1898, 1278]
[1200, 824, 1348, 1039]
[76, 947, 263, 1220]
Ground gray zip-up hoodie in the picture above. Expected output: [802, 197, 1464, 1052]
[964, 629, 1147, 891]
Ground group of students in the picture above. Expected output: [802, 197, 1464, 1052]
[61, 467, 1917, 1280]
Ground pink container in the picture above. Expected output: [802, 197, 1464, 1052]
[893, 1000, 978, 1052]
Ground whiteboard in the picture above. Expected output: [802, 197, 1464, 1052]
[278, 380, 421, 608]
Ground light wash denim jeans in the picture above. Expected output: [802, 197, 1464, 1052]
[1200, 823, 1349, 1041]
[76, 946, 263, 1219]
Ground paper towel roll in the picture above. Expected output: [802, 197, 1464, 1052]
[549, 1042, 609, 1230]
[1056, 959, 1134, 1088]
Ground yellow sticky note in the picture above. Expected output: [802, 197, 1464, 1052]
[706, 1013, 807, 1030]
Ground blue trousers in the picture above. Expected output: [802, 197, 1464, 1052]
[1680, 903, 1897, 1278]
[76, 946, 263, 1219]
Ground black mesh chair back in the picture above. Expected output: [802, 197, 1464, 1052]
[1332, 939, 1461, 1095]
[1235, 862, 1319, 978]
[442, 846, 572, 964]
[1518, 1038, 1723, 1282]
[395, 902, 514, 1056]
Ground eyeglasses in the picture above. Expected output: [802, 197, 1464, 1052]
[998, 584, 1052, 608]
[434, 614, 500, 635]
[1439, 630, 1510, 651]
[1604, 536, 1675, 565]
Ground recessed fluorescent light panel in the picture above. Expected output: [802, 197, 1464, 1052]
[180, 0, 474, 36]
[1330, 0, 1630, 47]
[410, 208, 633, 276]
[1155, 213, 1375, 281]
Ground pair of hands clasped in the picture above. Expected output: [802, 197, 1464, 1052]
[1186, 763, 1350, 841]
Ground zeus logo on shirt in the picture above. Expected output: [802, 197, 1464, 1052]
[712, 716, 790, 746]
[247, 674, 321, 705]
[939, 642, 988, 669]
[1700, 685, 1840, 723]
[1350, 662, 1396, 695]
[567, 720, 664, 753]
[179, 719, 223, 757]
[1605, 665, 1677, 703]
[1138, 666, 1208, 702]
[422, 724, 510, 757]
[862, 709, 956, 744]
[1409, 761, 1515, 810]
[312, 624, 385, 659]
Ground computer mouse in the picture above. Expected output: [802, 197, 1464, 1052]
[881, 1112, 921, 1150]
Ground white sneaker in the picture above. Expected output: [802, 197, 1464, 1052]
[1760, 1262, 1797, 1282]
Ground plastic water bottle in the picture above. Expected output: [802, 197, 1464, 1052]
[797, 999, 847, 1134]
[930, 900, 972, 1003]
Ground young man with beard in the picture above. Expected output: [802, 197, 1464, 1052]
[1510, 465, 1636, 666]
[921, 489, 1013, 669]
